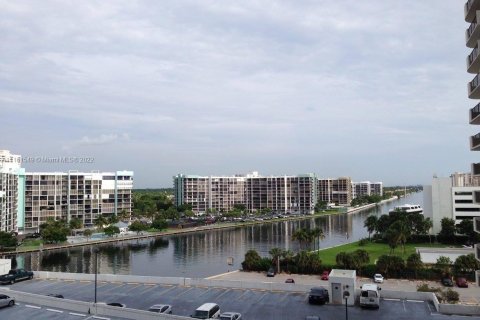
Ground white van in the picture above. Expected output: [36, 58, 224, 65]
[192, 303, 221, 319]
[359, 284, 381, 308]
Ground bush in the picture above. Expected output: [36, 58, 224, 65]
[359, 264, 377, 278]
[241, 250, 272, 272]
[358, 238, 368, 246]
[441, 288, 460, 304]
[417, 283, 441, 293]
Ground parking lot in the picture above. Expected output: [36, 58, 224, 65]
[1, 279, 478, 319]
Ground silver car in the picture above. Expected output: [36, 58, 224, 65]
[220, 312, 242, 320]
[148, 304, 172, 314]
[0, 294, 15, 308]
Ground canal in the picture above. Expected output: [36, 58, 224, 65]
[14, 192, 424, 278]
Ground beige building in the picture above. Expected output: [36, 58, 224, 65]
[24, 171, 133, 231]
[0, 150, 23, 232]
[174, 173, 366, 214]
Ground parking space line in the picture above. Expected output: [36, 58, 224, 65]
[79, 280, 91, 283]
[383, 298, 401, 301]
[46, 308, 63, 313]
[138, 285, 159, 295]
[122, 284, 141, 294]
[406, 299, 424, 303]
[156, 285, 177, 297]
[175, 287, 194, 297]
[212, 288, 230, 300]
[237, 290, 250, 300]
[25, 304, 41, 309]
[69, 312, 86, 317]
[198, 288, 212, 297]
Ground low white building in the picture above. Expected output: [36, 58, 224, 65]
[328, 269, 356, 306]
[425, 173, 480, 234]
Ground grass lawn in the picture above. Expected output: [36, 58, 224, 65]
[318, 241, 450, 265]
[17, 239, 43, 250]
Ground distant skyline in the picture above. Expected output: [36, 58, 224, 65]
[0, 1, 474, 188]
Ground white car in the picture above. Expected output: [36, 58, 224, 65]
[0, 294, 15, 308]
[220, 312, 242, 320]
[148, 304, 172, 314]
[373, 274, 384, 283]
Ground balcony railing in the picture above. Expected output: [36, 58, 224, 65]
[471, 102, 480, 124]
[466, 0, 480, 22]
[470, 74, 480, 98]
[469, 45, 480, 65]
[468, 19, 478, 39]
[475, 217, 480, 232]
[476, 244, 480, 260]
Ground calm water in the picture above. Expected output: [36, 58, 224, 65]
[12, 192, 423, 278]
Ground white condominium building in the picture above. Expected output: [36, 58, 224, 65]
[0, 150, 23, 232]
[24, 171, 133, 231]
[0, 149, 134, 233]
[174, 173, 372, 214]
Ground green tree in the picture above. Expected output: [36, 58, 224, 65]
[0, 231, 17, 248]
[94, 216, 108, 230]
[438, 218, 456, 243]
[269, 247, 284, 273]
[41, 219, 70, 243]
[406, 253, 423, 278]
[376, 255, 405, 278]
[435, 256, 453, 276]
[69, 217, 83, 230]
[388, 220, 411, 254]
[364, 215, 378, 240]
[103, 225, 120, 237]
[456, 219, 478, 243]
[336, 252, 354, 269]
[108, 214, 119, 225]
[292, 229, 310, 250]
[309, 228, 325, 251]
[314, 200, 328, 212]
[242, 249, 262, 270]
[376, 215, 391, 234]
[151, 218, 168, 230]
[233, 204, 246, 212]
[83, 229, 93, 241]
[453, 254, 480, 274]
[129, 220, 148, 235]
[118, 209, 130, 221]
[184, 210, 195, 218]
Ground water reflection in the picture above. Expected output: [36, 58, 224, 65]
[14, 193, 423, 278]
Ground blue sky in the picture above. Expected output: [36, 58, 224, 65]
[0, 0, 475, 187]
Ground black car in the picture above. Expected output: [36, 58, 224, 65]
[266, 267, 275, 277]
[46, 294, 64, 299]
[308, 287, 329, 304]
[441, 277, 453, 287]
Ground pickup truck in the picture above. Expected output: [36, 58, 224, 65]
[0, 269, 34, 285]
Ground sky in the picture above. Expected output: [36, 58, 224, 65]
[0, 0, 476, 188]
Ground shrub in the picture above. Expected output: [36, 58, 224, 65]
[358, 238, 368, 246]
[441, 288, 460, 304]
[417, 283, 441, 293]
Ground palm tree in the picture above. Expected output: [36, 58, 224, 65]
[309, 228, 325, 253]
[269, 248, 283, 273]
[364, 215, 378, 240]
[94, 216, 108, 231]
[388, 220, 411, 254]
[292, 229, 309, 250]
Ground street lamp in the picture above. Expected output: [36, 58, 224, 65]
[93, 247, 99, 304]
[343, 290, 350, 320]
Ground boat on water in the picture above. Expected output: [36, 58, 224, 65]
[389, 204, 423, 214]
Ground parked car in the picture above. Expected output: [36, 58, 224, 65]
[148, 304, 172, 314]
[308, 287, 329, 305]
[0, 294, 15, 308]
[219, 312, 242, 320]
[46, 294, 64, 299]
[285, 278, 295, 284]
[373, 274, 384, 283]
[441, 277, 453, 287]
[0, 269, 34, 285]
[106, 302, 126, 308]
[456, 277, 468, 288]
[320, 271, 329, 281]
[266, 267, 275, 277]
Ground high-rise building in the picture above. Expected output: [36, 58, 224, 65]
[352, 181, 384, 199]
[0, 150, 24, 232]
[174, 173, 367, 214]
[464, 0, 480, 286]
[0, 149, 133, 233]
[23, 171, 133, 231]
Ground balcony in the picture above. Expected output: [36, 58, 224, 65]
[471, 103, 480, 124]
[471, 133, 480, 150]
[465, 0, 480, 23]
[466, 15, 480, 48]
[476, 243, 480, 260]
[477, 270, 480, 287]
[468, 74, 480, 98]
[468, 43, 480, 73]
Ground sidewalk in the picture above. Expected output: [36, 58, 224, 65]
[210, 270, 480, 305]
